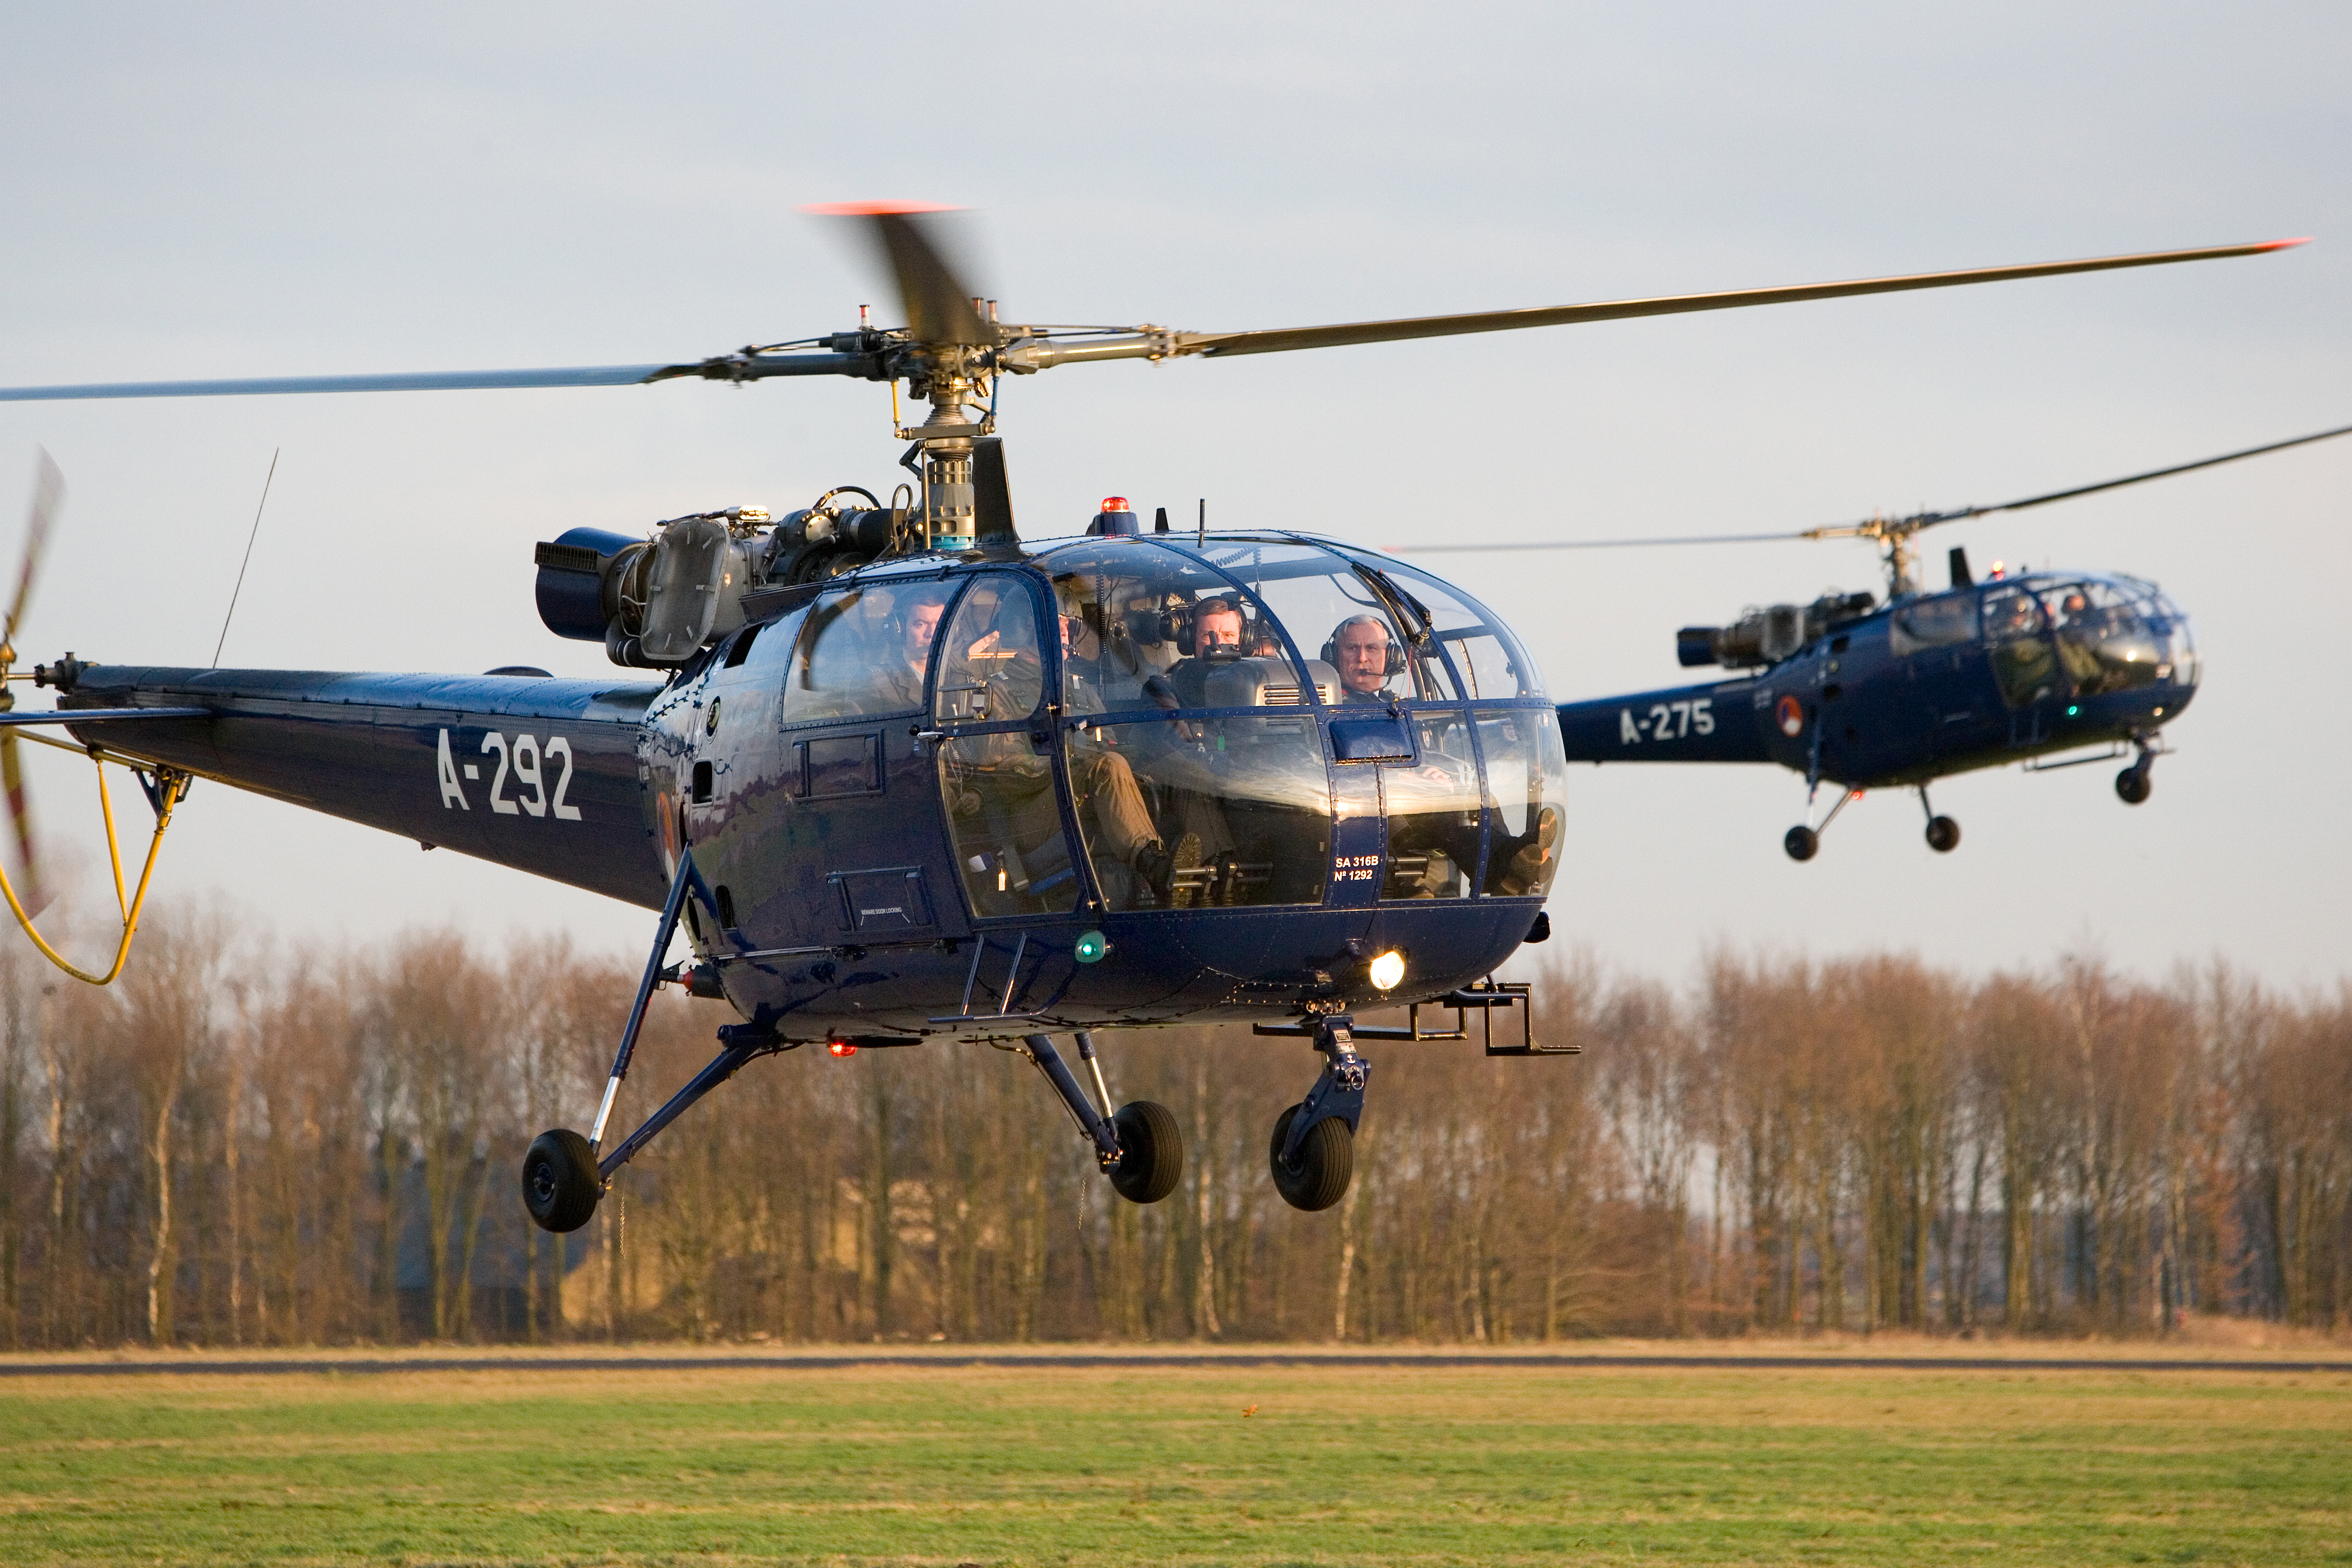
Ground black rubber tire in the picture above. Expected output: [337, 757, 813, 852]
[2116, 767, 2151, 805]
[1783, 826, 1819, 862]
[1109, 1100, 1184, 1204]
[521, 1128, 602, 1233]
[1269, 1103, 1354, 1213]
[1926, 815, 1961, 853]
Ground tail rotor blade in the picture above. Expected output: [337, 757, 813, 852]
[0, 731, 46, 919]
[807, 203, 992, 346]
[8, 449, 63, 651]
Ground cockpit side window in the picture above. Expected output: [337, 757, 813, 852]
[1363, 560, 1544, 699]
[933, 575, 1046, 725]
[779, 581, 956, 724]
[929, 575, 1076, 918]
[1980, 584, 2047, 642]
[1981, 584, 2056, 707]
[1888, 592, 1979, 656]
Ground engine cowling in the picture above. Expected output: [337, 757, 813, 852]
[533, 495, 903, 667]
[1677, 590, 1876, 669]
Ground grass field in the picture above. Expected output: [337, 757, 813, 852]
[1, 1356, 2346, 1566]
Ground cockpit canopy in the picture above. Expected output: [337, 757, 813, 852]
[1034, 535, 1545, 708]
[917, 534, 1562, 919]
[1891, 571, 2196, 697]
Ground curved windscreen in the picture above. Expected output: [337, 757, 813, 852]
[1357, 557, 1544, 699]
[2037, 577, 2193, 697]
[1184, 541, 1456, 705]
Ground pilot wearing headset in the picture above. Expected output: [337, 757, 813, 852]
[1328, 613, 1404, 704]
[875, 590, 952, 711]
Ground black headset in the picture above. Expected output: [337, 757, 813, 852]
[1124, 597, 1256, 659]
[1321, 615, 1407, 676]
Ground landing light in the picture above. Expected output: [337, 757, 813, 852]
[1074, 929, 1110, 964]
[1367, 949, 1406, 992]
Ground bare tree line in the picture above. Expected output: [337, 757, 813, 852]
[0, 911, 2344, 1348]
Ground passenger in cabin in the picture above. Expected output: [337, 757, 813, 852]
[1155, 596, 1247, 708]
[1128, 597, 1251, 887]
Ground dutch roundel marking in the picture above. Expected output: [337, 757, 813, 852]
[438, 729, 583, 820]
[1618, 697, 1713, 744]
[1776, 694, 1804, 738]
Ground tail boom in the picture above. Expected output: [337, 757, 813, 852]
[58, 666, 668, 907]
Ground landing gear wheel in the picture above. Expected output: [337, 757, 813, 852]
[1783, 826, 1819, 862]
[1108, 1100, 1184, 1204]
[1269, 1103, 1354, 1212]
[2115, 767, 2151, 805]
[1925, 815, 1961, 853]
[521, 1128, 602, 1233]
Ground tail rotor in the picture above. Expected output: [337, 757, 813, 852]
[0, 451, 63, 916]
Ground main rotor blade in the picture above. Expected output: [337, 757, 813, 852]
[808, 203, 991, 347]
[1404, 529, 1809, 554]
[1176, 239, 2307, 359]
[0, 364, 682, 402]
[1901, 418, 2352, 531]
[1404, 417, 2352, 555]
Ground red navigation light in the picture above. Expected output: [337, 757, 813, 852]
[1099, 496, 1131, 513]
[827, 1040, 858, 1058]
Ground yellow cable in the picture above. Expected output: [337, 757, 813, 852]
[0, 753, 184, 986]
[97, 758, 128, 922]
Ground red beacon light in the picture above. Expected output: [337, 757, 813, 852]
[1086, 496, 1143, 538]
[827, 1040, 858, 1058]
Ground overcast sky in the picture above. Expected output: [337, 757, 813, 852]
[1, 1, 2345, 988]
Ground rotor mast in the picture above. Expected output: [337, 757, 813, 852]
[1799, 513, 1927, 599]
[904, 336, 989, 551]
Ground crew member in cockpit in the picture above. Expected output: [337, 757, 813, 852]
[876, 593, 949, 712]
[1330, 613, 1401, 704]
[1329, 611, 1474, 896]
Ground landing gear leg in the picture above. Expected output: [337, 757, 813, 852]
[1269, 1015, 1365, 1212]
[2116, 739, 2154, 805]
[1019, 1031, 1184, 1204]
[1920, 784, 1961, 853]
[523, 852, 750, 1235]
[1784, 786, 1859, 863]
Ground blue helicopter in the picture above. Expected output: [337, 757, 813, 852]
[1419, 422, 2350, 860]
[0, 210, 2306, 1228]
